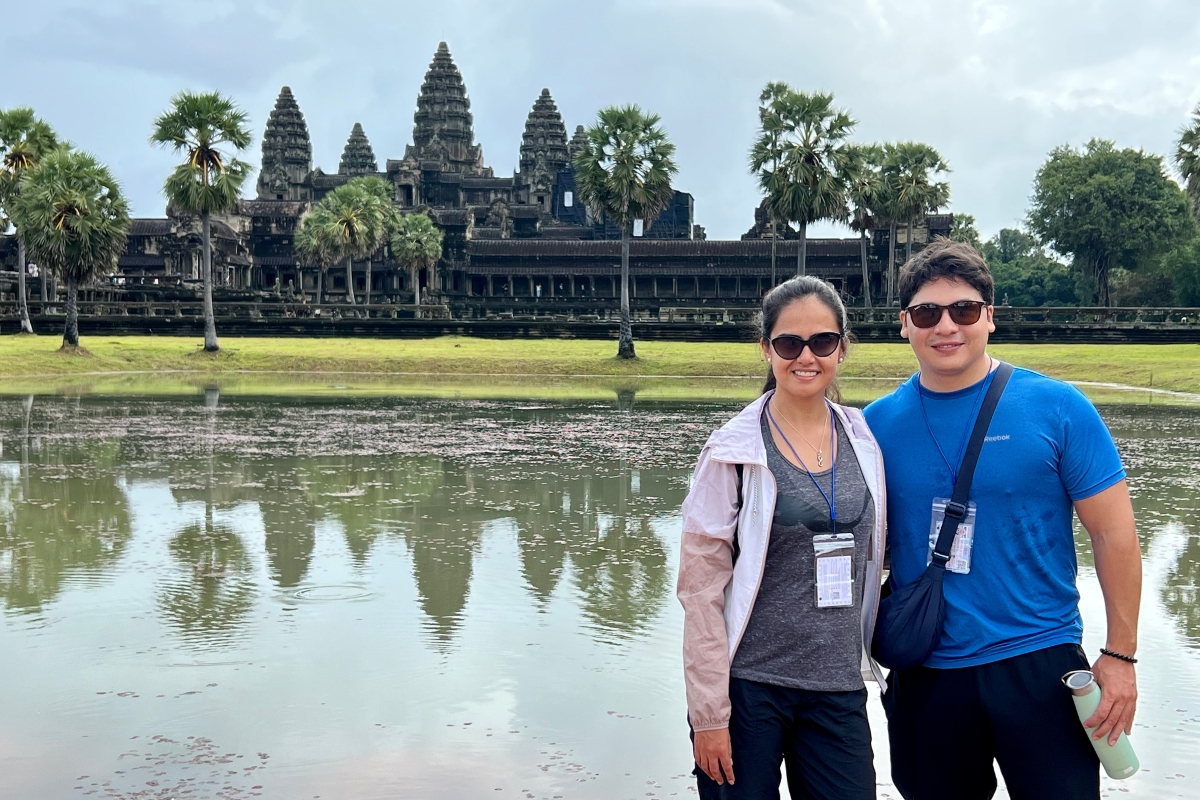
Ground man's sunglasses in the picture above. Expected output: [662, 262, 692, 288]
[903, 301, 989, 329]
[768, 332, 843, 360]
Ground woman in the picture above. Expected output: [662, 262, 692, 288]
[677, 276, 887, 799]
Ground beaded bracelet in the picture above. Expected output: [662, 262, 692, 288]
[1100, 647, 1138, 664]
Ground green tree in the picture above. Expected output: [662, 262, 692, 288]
[390, 211, 444, 308]
[0, 108, 58, 334]
[844, 144, 884, 308]
[574, 104, 678, 359]
[151, 91, 253, 352]
[1155, 228, 1200, 306]
[11, 148, 129, 348]
[885, 141, 951, 267]
[875, 143, 903, 306]
[295, 177, 396, 309]
[1177, 102, 1200, 221]
[750, 84, 855, 278]
[949, 213, 983, 251]
[983, 228, 1077, 306]
[1028, 139, 1191, 306]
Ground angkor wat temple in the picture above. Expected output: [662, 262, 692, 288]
[1, 42, 950, 316]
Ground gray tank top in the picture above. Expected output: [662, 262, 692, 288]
[729, 411, 874, 692]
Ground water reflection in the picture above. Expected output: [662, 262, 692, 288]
[0, 397, 132, 613]
[3, 394, 1199, 659]
[158, 509, 256, 647]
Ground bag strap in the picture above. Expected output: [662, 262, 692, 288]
[931, 362, 1014, 564]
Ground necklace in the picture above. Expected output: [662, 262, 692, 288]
[776, 402, 830, 468]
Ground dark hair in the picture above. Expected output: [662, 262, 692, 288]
[759, 275, 849, 399]
[898, 237, 995, 308]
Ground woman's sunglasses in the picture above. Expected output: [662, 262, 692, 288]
[768, 332, 843, 360]
[903, 301, 988, 329]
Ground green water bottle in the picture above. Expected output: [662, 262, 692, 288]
[1062, 670, 1140, 779]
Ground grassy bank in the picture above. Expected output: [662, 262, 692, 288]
[1, 335, 1197, 396]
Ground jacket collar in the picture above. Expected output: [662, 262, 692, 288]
[707, 390, 872, 467]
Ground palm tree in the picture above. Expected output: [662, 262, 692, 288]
[845, 144, 883, 308]
[750, 84, 856, 277]
[574, 105, 678, 359]
[887, 141, 951, 265]
[876, 143, 902, 306]
[151, 91, 253, 353]
[11, 148, 130, 349]
[295, 178, 395, 311]
[0, 108, 58, 334]
[1177, 102, 1200, 221]
[391, 212, 443, 309]
[355, 177, 400, 306]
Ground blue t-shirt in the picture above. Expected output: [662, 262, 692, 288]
[863, 366, 1126, 668]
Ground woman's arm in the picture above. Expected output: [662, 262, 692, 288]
[677, 448, 740, 783]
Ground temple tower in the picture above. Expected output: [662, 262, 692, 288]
[406, 42, 486, 174]
[517, 89, 570, 213]
[568, 124, 588, 161]
[338, 123, 378, 176]
[257, 86, 313, 201]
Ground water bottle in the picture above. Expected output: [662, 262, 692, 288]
[1062, 670, 1140, 779]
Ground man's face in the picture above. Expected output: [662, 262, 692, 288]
[900, 277, 996, 382]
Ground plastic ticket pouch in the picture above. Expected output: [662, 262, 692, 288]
[928, 497, 977, 575]
[813, 532, 855, 608]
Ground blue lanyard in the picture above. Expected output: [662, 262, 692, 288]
[917, 360, 994, 487]
[766, 399, 837, 532]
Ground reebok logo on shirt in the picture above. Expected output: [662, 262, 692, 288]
[985, 434, 1011, 442]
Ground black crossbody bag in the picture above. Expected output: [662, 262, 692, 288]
[871, 362, 1014, 671]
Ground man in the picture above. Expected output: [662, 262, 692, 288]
[864, 239, 1141, 799]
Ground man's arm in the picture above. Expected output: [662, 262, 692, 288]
[1074, 479, 1141, 745]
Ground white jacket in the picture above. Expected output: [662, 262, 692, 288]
[677, 391, 888, 731]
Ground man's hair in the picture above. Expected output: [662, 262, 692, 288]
[898, 237, 995, 308]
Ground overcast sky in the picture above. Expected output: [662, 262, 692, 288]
[4, 0, 1198, 240]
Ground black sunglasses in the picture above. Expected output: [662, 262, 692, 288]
[768, 332, 843, 360]
[903, 301, 988, 329]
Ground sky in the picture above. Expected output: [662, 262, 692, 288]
[4, 0, 1198, 241]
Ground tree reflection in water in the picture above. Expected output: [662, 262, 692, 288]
[0, 396, 132, 613]
[158, 505, 256, 648]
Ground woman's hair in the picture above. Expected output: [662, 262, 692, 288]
[759, 276, 849, 400]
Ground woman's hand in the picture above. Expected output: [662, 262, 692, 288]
[693, 728, 735, 785]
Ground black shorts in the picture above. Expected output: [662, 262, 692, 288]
[692, 677, 875, 800]
[883, 643, 1100, 800]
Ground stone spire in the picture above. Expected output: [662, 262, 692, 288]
[257, 86, 313, 200]
[568, 124, 588, 161]
[519, 89, 570, 181]
[406, 42, 486, 174]
[338, 122, 377, 176]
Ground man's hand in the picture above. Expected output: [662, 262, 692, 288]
[693, 728, 735, 785]
[1085, 654, 1137, 746]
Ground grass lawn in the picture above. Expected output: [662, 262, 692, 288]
[0, 334, 1197, 397]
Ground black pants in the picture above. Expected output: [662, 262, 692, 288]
[883, 643, 1100, 800]
[693, 677, 875, 800]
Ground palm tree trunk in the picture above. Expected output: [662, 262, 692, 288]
[63, 276, 80, 347]
[344, 257, 356, 305]
[770, 216, 777, 288]
[796, 220, 807, 277]
[201, 211, 219, 352]
[40, 266, 48, 302]
[365, 260, 372, 308]
[617, 225, 636, 359]
[905, 218, 914, 263]
[886, 221, 897, 306]
[317, 268, 324, 306]
[860, 228, 872, 309]
[411, 265, 420, 308]
[16, 238, 33, 334]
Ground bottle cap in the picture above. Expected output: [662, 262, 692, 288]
[1062, 669, 1096, 696]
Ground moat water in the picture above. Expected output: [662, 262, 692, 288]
[1, 389, 1198, 799]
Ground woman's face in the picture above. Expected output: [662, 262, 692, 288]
[760, 295, 845, 403]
